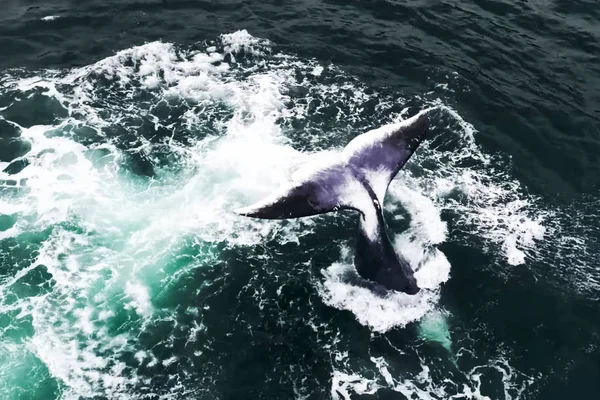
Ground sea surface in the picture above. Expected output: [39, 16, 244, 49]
[1, 1, 599, 399]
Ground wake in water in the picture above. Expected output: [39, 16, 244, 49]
[0, 30, 586, 399]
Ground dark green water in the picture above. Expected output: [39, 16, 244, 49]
[1, 1, 599, 399]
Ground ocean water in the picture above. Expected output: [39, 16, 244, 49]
[1, 1, 599, 399]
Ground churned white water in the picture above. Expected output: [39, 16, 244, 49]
[0, 30, 549, 399]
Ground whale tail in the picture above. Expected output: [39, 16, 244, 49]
[233, 159, 362, 219]
[234, 111, 430, 295]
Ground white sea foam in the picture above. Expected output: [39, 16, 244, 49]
[124, 281, 153, 317]
[0, 30, 310, 399]
[317, 178, 452, 332]
[0, 29, 551, 399]
[318, 261, 439, 333]
[331, 352, 535, 400]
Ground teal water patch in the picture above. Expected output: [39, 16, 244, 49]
[0, 214, 17, 231]
[0, 118, 21, 138]
[0, 345, 60, 400]
[417, 309, 453, 353]
[2, 159, 29, 175]
[0, 138, 31, 163]
[0, 232, 59, 399]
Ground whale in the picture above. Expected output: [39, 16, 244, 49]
[234, 110, 430, 295]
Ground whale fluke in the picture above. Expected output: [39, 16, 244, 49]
[234, 111, 430, 295]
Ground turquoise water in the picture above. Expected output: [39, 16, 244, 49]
[1, 2, 600, 399]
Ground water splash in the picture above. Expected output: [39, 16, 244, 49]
[0, 30, 552, 399]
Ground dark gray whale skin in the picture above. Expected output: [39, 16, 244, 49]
[352, 175, 421, 295]
[234, 112, 430, 295]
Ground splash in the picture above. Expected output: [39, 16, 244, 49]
[0, 30, 551, 399]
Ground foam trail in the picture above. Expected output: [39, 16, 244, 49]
[0, 30, 553, 400]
